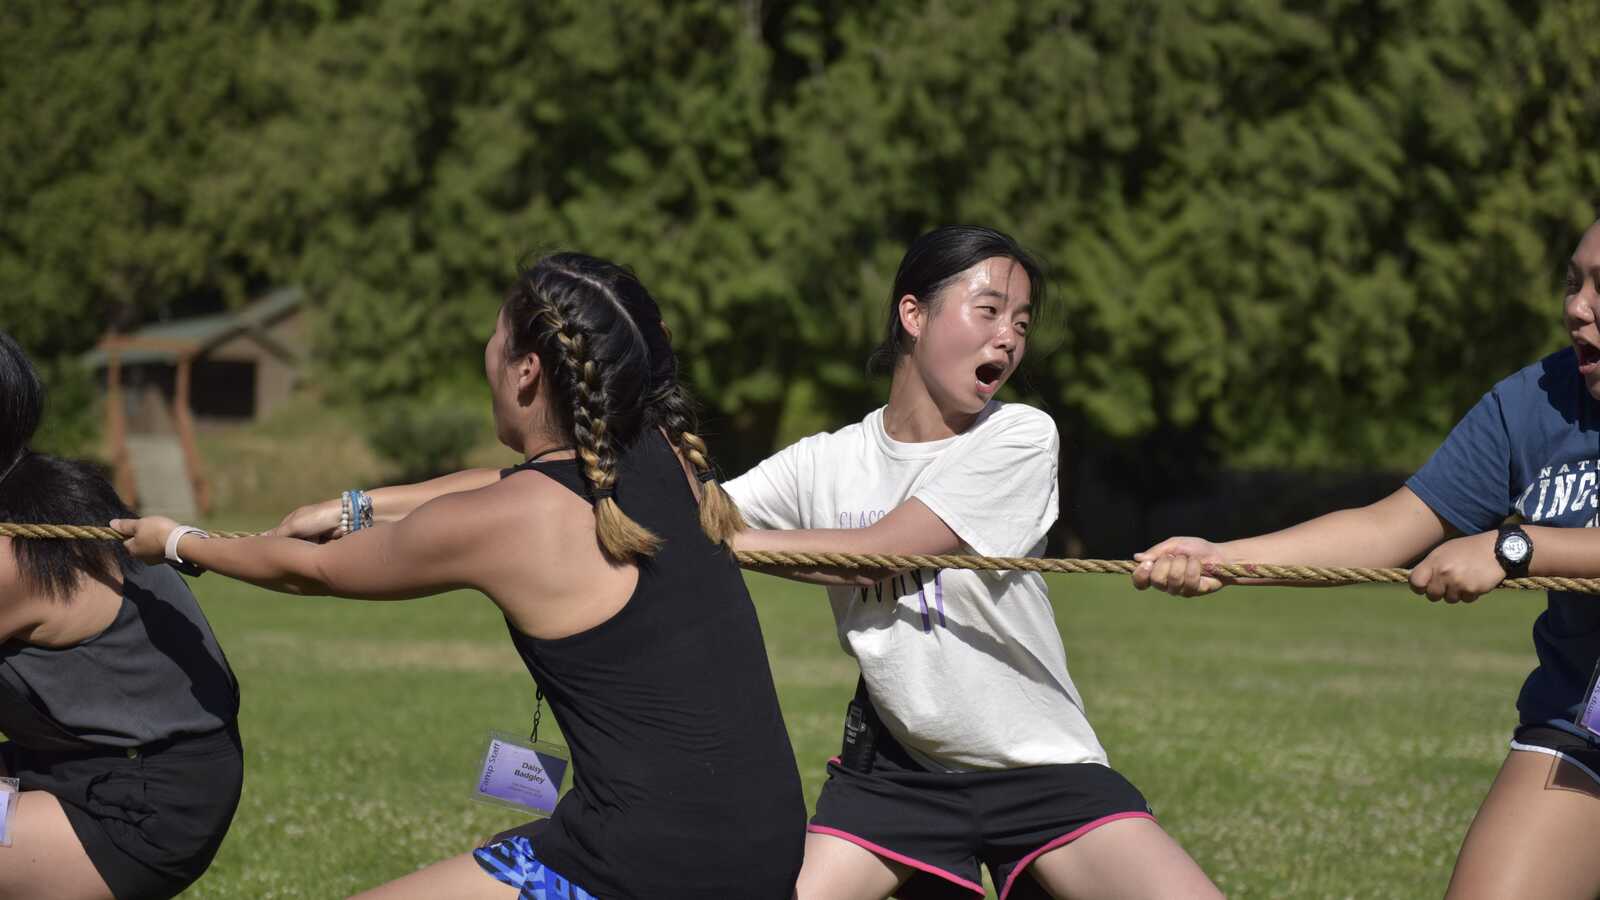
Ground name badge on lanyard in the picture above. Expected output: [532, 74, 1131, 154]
[469, 686, 570, 818]
[470, 731, 571, 818]
[1580, 662, 1600, 740]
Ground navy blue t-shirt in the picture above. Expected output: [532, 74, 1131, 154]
[1408, 347, 1600, 725]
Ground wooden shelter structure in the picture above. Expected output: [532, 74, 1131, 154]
[83, 288, 304, 515]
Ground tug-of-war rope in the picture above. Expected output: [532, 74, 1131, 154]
[5, 522, 1599, 595]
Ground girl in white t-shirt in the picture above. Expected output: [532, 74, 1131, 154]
[727, 226, 1219, 900]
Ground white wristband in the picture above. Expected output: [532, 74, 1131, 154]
[164, 525, 209, 565]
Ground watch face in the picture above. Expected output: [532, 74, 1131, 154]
[1501, 533, 1531, 564]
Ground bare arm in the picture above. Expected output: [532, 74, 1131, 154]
[115, 488, 496, 600]
[269, 468, 502, 539]
[1521, 525, 1600, 577]
[1216, 486, 1452, 566]
[734, 498, 962, 588]
[1134, 486, 1454, 596]
[367, 468, 503, 523]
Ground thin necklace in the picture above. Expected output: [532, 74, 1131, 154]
[525, 446, 574, 464]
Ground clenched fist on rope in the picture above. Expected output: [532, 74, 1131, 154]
[1132, 518, 1526, 605]
[111, 515, 198, 568]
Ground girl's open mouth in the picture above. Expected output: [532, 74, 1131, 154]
[975, 362, 1005, 393]
[1578, 338, 1600, 374]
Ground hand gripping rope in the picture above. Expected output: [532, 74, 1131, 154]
[5, 522, 1599, 595]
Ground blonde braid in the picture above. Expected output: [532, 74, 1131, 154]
[538, 302, 661, 562]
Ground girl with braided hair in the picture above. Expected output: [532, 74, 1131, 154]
[116, 252, 803, 899]
[0, 330, 242, 900]
[725, 226, 1220, 900]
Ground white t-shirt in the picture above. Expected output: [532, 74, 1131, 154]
[725, 401, 1107, 771]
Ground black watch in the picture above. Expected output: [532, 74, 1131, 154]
[1494, 524, 1533, 579]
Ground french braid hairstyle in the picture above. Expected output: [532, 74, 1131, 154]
[502, 253, 740, 560]
[647, 370, 747, 545]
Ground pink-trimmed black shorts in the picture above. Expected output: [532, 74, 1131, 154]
[809, 734, 1154, 900]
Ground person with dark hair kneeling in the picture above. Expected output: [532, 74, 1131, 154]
[115, 252, 805, 899]
[0, 331, 243, 900]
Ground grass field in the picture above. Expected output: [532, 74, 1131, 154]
[167, 565, 1545, 899]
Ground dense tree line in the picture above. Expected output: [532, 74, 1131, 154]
[4, 0, 1598, 481]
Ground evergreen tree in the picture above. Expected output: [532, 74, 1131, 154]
[5, 0, 1599, 475]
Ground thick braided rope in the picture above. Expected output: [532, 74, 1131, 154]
[6, 523, 1598, 594]
[0, 524, 257, 540]
[734, 550, 1600, 595]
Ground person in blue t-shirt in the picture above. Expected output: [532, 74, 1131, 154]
[1131, 217, 1600, 898]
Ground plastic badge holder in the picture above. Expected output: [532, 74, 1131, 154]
[470, 731, 571, 818]
[1581, 662, 1600, 740]
[0, 777, 17, 847]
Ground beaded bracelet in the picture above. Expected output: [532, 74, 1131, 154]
[340, 489, 375, 535]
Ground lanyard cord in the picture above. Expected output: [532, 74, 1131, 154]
[531, 686, 545, 744]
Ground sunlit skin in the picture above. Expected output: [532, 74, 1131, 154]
[884, 256, 1033, 442]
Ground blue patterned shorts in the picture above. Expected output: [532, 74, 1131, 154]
[473, 835, 598, 900]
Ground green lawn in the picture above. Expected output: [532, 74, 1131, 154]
[174, 570, 1543, 898]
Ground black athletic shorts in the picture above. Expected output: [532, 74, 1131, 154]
[1510, 722, 1600, 788]
[0, 724, 243, 900]
[810, 726, 1155, 900]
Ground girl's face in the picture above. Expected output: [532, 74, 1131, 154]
[1565, 221, 1600, 401]
[903, 256, 1032, 417]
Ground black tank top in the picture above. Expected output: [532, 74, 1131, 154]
[500, 431, 804, 899]
[0, 562, 239, 751]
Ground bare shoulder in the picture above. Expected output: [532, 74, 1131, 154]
[477, 469, 597, 554]
[470, 468, 633, 638]
[489, 467, 586, 511]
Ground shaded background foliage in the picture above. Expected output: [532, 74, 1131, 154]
[4, 0, 1599, 517]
